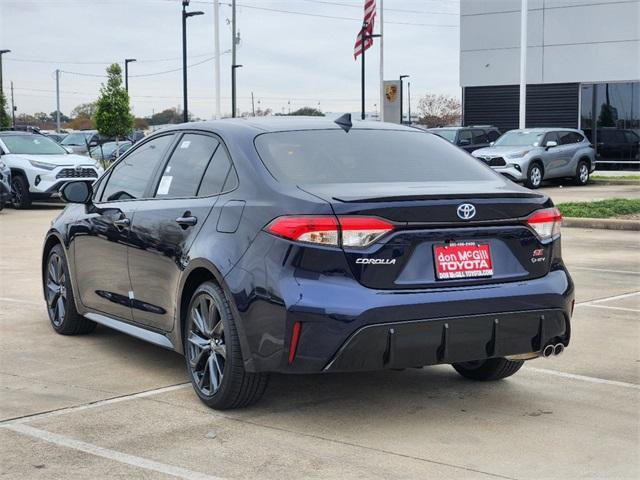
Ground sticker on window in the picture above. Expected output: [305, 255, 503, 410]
[157, 176, 173, 195]
[180, 141, 191, 149]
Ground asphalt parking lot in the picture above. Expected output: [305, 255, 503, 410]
[1, 185, 638, 479]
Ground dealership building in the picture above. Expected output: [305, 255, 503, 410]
[460, 0, 639, 165]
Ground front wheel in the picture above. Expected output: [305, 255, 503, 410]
[184, 281, 268, 410]
[45, 244, 96, 335]
[11, 174, 32, 209]
[574, 160, 590, 186]
[452, 358, 523, 381]
[524, 163, 543, 189]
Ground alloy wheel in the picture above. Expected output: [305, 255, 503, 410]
[530, 166, 542, 187]
[187, 292, 226, 396]
[46, 253, 67, 326]
[579, 164, 589, 183]
[11, 178, 24, 208]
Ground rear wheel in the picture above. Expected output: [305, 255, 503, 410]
[524, 162, 543, 189]
[184, 281, 268, 409]
[452, 358, 523, 381]
[45, 244, 96, 335]
[11, 174, 31, 209]
[574, 160, 590, 186]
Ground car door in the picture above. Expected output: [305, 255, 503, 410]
[457, 129, 474, 152]
[470, 129, 489, 152]
[127, 132, 237, 332]
[543, 131, 572, 177]
[72, 134, 174, 321]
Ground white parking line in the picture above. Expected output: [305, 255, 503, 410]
[578, 303, 640, 314]
[0, 296, 42, 306]
[3, 423, 222, 480]
[571, 266, 640, 275]
[577, 291, 640, 306]
[527, 367, 640, 390]
[2, 383, 191, 426]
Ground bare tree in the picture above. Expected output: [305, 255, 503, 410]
[417, 94, 461, 127]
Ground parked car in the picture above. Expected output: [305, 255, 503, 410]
[0, 159, 10, 211]
[0, 131, 104, 209]
[426, 126, 501, 153]
[60, 130, 109, 156]
[44, 133, 68, 144]
[472, 128, 596, 188]
[44, 117, 574, 410]
[90, 140, 132, 163]
[583, 128, 640, 166]
[128, 130, 146, 143]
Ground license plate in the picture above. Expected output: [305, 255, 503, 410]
[434, 242, 493, 280]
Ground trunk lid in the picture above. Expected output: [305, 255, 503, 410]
[299, 181, 555, 290]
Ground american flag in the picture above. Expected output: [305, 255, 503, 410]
[353, 0, 376, 59]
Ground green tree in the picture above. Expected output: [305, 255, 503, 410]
[0, 91, 11, 128]
[95, 64, 134, 160]
[148, 107, 186, 125]
[288, 107, 324, 116]
[71, 102, 98, 120]
[50, 110, 70, 123]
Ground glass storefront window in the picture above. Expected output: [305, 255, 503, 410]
[580, 82, 640, 168]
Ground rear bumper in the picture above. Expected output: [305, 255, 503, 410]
[325, 308, 568, 372]
[227, 231, 574, 373]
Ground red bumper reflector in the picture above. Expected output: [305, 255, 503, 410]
[288, 321, 302, 364]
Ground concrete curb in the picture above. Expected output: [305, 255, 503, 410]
[589, 180, 640, 186]
[563, 217, 640, 231]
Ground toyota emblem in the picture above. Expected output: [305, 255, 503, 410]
[457, 203, 476, 220]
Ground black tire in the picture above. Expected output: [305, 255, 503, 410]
[574, 160, 590, 186]
[44, 244, 96, 335]
[184, 281, 268, 410]
[452, 358, 523, 381]
[524, 162, 543, 189]
[11, 174, 32, 209]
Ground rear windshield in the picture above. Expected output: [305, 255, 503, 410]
[254, 129, 497, 184]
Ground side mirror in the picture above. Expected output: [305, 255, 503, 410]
[545, 140, 558, 150]
[489, 141, 495, 147]
[60, 181, 93, 204]
[63, 146, 74, 154]
[88, 140, 100, 148]
[458, 139, 471, 146]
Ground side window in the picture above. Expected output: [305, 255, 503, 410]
[458, 130, 473, 145]
[155, 134, 220, 198]
[558, 131, 576, 145]
[472, 129, 488, 144]
[544, 132, 560, 145]
[487, 130, 500, 142]
[101, 135, 172, 202]
[624, 131, 639, 144]
[197, 145, 236, 197]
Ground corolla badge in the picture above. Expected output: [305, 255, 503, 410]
[457, 203, 476, 220]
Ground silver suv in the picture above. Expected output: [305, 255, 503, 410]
[472, 128, 596, 189]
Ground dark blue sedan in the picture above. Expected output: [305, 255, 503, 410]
[42, 117, 574, 409]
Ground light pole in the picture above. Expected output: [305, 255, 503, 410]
[0, 49, 10, 97]
[124, 58, 136, 93]
[407, 81, 411, 125]
[399, 74, 409, 124]
[182, 1, 204, 123]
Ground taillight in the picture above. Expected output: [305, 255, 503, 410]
[526, 207, 562, 241]
[266, 216, 394, 248]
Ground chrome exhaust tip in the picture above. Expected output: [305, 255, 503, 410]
[553, 343, 565, 356]
[542, 344, 555, 358]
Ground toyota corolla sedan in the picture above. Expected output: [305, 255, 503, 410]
[42, 117, 574, 409]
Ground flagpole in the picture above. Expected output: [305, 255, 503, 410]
[379, 0, 384, 122]
[361, 23, 366, 120]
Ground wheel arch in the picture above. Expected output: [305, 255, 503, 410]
[41, 231, 67, 303]
[529, 158, 544, 174]
[175, 259, 254, 370]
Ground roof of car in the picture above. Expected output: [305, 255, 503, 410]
[155, 116, 421, 135]
[507, 127, 583, 133]
[426, 126, 498, 130]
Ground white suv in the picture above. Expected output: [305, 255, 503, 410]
[0, 132, 104, 209]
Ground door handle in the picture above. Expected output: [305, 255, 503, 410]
[176, 216, 197, 227]
[113, 217, 130, 228]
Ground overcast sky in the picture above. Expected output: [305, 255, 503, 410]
[1, 0, 460, 119]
